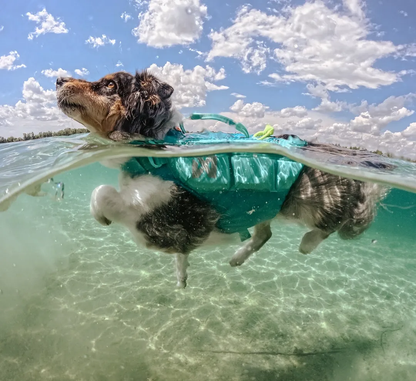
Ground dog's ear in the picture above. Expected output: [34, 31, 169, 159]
[158, 82, 174, 100]
[116, 71, 174, 138]
[134, 71, 174, 100]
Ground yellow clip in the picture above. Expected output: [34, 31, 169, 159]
[253, 124, 274, 140]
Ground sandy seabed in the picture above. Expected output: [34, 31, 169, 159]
[1, 168, 415, 381]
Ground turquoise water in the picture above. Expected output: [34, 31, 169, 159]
[0, 136, 416, 380]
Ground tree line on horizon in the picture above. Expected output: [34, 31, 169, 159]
[0, 128, 89, 143]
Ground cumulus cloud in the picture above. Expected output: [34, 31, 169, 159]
[0, 51, 26, 71]
[305, 83, 348, 113]
[133, 0, 207, 47]
[148, 62, 227, 108]
[342, 0, 365, 19]
[231, 93, 246, 99]
[230, 100, 269, 118]
[314, 99, 347, 113]
[400, 122, 416, 139]
[20, 78, 56, 105]
[86, 35, 116, 48]
[279, 106, 308, 118]
[207, 2, 411, 90]
[205, 82, 229, 91]
[349, 94, 415, 134]
[74, 68, 89, 76]
[116, 61, 124, 67]
[26, 8, 68, 40]
[41, 68, 70, 78]
[241, 43, 269, 74]
[0, 78, 71, 137]
[293, 117, 322, 130]
[314, 122, 416, 160]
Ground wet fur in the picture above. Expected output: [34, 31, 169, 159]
[57, 71, 387, 287]
[280, 167, 386, 253]
[136, 186, 219, 254]
[56, 71, 181, 140]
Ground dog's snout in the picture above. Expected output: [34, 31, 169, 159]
[56, 77, 70, 88]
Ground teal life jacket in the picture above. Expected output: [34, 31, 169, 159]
[121, 114, 307, 241]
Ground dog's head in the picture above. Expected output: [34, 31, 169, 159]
[56, 71, 174, 140]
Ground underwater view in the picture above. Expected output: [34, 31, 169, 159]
[0, 135, 415, 381]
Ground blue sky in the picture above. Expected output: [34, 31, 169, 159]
[0, 0, 415, 158]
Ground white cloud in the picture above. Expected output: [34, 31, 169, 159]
[0, 51, 26, 71]
[342, 0, 365, 19]
[231, 93, 246, 99]
[208, 2, 406, 91]
[116, 61, 124, 67]
[0, 26, 4, 32]
[402, 44, 416, 57]
[400, 122, 416, 140]
[314, 122, 416, 160]
[314, 98, 347, 113]
[305, 83, 347, 113]
[121, 12, 132, 22]
[280, 106, 308, 118]
[26, 8, 68, 40]
[21, 78, 56, 104]
[306, 83, 331, 99]
[0, 78, 71, 137]
[349, 94, 415, 134]
[293, 117, 322, 130]
[41, 68, 70, 78]
[133, 0, 207, 48]
[230, 99, 269, 118]
[205, 82, 229, 91]
[85, 35, 116, 48]
[208, 66, 226, 81]
[399, 10, 408, 17]
[148, 62, 227, 108]
[74, 68, 89, 77]
[241, 43, 270, 74]
[189, 47, 205, 58]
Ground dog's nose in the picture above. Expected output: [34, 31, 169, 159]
[56, 77, 70, 88]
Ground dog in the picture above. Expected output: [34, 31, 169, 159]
[56, 71, 387, 287]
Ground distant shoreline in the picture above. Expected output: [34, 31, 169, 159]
[0, 128, 89, 143]
[0, 128, 414, 163]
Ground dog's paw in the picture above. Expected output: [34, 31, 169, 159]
[298, 246, 311, 255]
[176, 279, 187, 288]
[299, 230, 328, 254]
[229, 257, 245, 267]
[95, 215, 112, 226]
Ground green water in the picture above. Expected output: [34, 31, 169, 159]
[1, 161, 415, 381]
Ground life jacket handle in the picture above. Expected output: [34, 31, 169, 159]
[189, 113, 250, 138]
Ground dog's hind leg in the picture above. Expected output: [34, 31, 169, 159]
[229, 221, 272, 267]
[299, 229, 331, 254]
[175, 253, 190, 288]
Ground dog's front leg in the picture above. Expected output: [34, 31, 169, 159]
[175, 253, 190, 288]
[229, 221, 272, 267]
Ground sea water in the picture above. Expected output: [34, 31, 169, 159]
[0, 135, 415, 381]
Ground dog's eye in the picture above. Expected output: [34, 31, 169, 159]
[107, 81, 116, 89]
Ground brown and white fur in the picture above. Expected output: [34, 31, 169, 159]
[56, 71, 387, 287]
